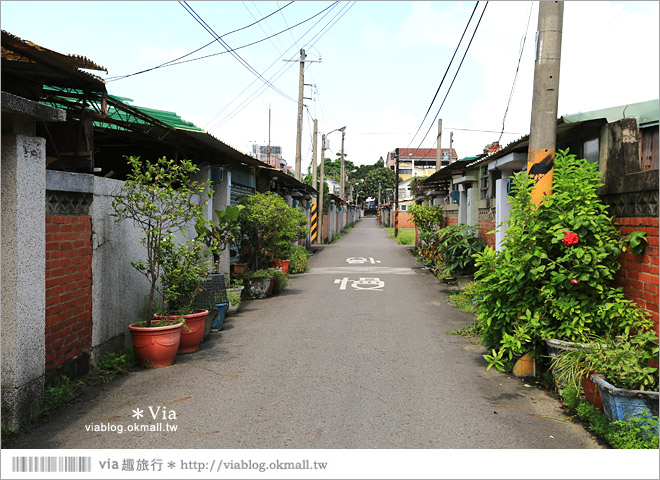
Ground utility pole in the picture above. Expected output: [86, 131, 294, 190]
[312, 119, 318, 190]
[319, 134, 326, 244]
[267, 104, 271, 166]
[527, 1, 563, 205]
[378, 182, 382, 206]
[435, 118, 443, 170]
[394, 148, 400, 238]
[449, 131, 454, 163]
[284, 49, 321, 180]
[339, 130, 346, 198]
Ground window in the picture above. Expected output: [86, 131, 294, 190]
[480, 167, 489, 199]
[399, 169, 412, 175]
[400, 204, 407, 211]
[583, 138, 599, 163]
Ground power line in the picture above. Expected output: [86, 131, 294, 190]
[408, 2, 480, 148]
[206, 2, 346, 131]
[409, 1, 489, 159]
[498, 1, 534, 144]
[106, 1, 294, 81]
[179, 1, 295, 102]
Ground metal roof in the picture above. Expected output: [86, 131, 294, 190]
[2, 30, 106, 91]
[562, 99, 659, 128]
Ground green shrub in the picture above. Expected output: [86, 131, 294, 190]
[271, 269, 288, 294]
[474, 150, 652, 371]
[288, 245, 310, 274]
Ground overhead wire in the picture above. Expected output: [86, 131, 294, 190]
[407, 1, 480, 148]
[498, 1, 534, 144]
[106, 1, 294, 81]
[409, 1, 489, 160]
[206, 1, 347, 131]
[179, 1, 295, 102]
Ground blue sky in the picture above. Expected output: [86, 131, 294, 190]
[2, 1, 658, 172]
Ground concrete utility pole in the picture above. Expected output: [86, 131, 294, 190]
[339, 130, 346, 198]
[435, 118, 443, 170]
[394, 148, 400, 238]
[527, 1, 563, 205]
[450, 131, 454, 163]
[284, 50, 320, 180]
[294, 49, 306, 180]
[319, 134, 326, 244]
[312, 119, 318, 190]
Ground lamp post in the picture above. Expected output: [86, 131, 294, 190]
[339, 129, 346, 198]
[318, 126, 345, 244]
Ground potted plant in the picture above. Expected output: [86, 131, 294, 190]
[238, 192, 309, 272]
[287, 245, 310, 274]
[473, 150, 651, 374]
[111, 156, 207, 367]
[238, 270, 274, 299]
[158, 236, 211, 353]
[226, 290, 242, 315]
[435, 224, 486, 287]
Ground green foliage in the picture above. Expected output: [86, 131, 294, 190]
[44, 376, 83, 412]
[624, 230, 648, 255]
[435, 224, 486, 277]
[385, 227, 415, 245]
[574, 400, 659, 449]
[447, 281, 481, 313]
[227, 290, 241, 307]
[409, 204, 445, 242]
[238, 192, 309, 270]
[93, 351, 136, 376]
[111, 156, 208, 325]
[357, 167, 398, 201]
[195, 205, 244, 272]
[474, 150, 653, 371]
[158, 236, 210, 315]
[288, 245, 310, 274]
[271, 269, 288, 294]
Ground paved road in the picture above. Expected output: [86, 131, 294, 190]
[8, 217, 601, 449]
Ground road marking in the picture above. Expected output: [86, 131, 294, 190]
[346, 256, 382, 264]
[310, 267, 415, 275]
[334, 277, 385, 291]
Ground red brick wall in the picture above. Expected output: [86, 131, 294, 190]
[478, 218, 496, 248]
[395, 211, 415, 228]
[45, 215, 93, 371]
[613, 217, 659, 332]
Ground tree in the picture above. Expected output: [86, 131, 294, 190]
[355, 167, 398, 201]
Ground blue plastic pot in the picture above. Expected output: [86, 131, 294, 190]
[591, 374, 659, 431]
[210, 302, 229, 332]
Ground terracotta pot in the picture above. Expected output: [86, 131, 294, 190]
[582, 372, 604, 412]
[178, 309, 209, 353]
[128, 322, 183, 368]
[231, 262, 248, 274]
[281, 259, 290, 275]
[267, 277, 275, 295]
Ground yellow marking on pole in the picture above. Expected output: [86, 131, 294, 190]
[527, 147, 555, 205]
[310, 201, 318, 243]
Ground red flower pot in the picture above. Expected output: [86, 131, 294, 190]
[231, 262, 248, 274]
[267, 277, 275, 295]
[129, 322, 183, 368]
[582, 372, 604, 412]
[177, 309, 209, 353]
[281, 259, 290, 275]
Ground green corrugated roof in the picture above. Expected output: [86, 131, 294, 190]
[562, 99, 659, 127]
[107, 95, 205, 132]
[458, 155, 480, 162]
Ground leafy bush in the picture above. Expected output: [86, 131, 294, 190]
[435, 224, 486, 277]
[409, 204, 445, 257]
[474, 150, 652, 371]
[272, 269, 288, 294]
[288, 245, 310, 274]
[238, 192, 309, 270]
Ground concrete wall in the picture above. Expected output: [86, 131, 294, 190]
[46, 171, 149, 360]
[1, 134, 47, 431]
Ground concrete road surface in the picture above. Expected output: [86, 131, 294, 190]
[7, 218, 601, 449]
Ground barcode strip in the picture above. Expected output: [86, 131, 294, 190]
[12, 456, 91, 473]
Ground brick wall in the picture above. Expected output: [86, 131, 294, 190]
[613, 216, 659, 331]
[395, 211, 415, 228]
[45, 215, 93, 371]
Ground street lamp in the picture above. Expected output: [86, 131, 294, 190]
[339, 129, 346, 199]
[318, 126, 345, 244]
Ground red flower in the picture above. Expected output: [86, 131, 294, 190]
[570, 278, 578, 285]
[562, 231, 579, 246]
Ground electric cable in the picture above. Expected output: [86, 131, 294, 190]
[409, 1, 489, 160]
[407, 1, 480, 148]
[106, 1, 294, 81]
[498, 1, 533, 144]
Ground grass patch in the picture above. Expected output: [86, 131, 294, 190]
[384, 227, 415, 245]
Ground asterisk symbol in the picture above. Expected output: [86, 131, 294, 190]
[132, 408, 144, 419]
[168, 461, 176, 469]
